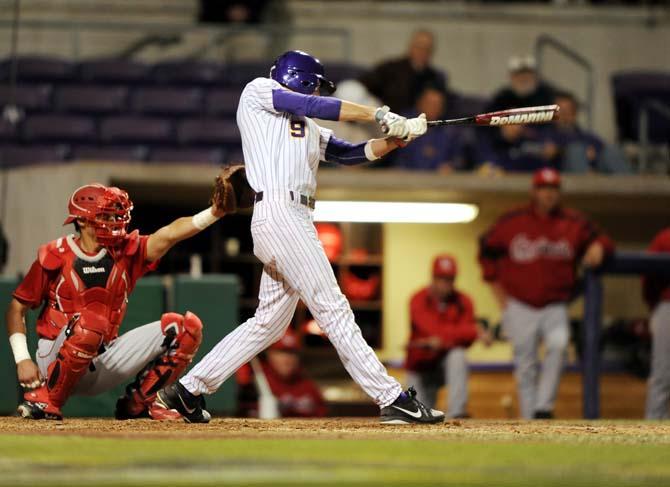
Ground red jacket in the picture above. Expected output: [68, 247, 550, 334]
[13, 232, 157, 341]
[478, 204, 614, 308]
[405, 288, 478, 372]
[236, 361, 327, 418]
[642, 228, 670, 309]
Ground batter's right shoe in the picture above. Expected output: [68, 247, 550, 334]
[380, 387, 445, 425]
[155, 382, 211, 424]
[17, 387, 63, 421]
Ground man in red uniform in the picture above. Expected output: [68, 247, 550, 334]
[236, 329, 327, 418]
[479, 168, 614, 419]
[405, 255, 481, 418]
[642, 227, 670, 419]
[6, 183, 225, 421]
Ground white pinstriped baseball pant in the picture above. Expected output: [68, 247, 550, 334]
[181, 194, 403, 408]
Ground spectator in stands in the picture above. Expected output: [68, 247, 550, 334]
[405, 255, 491, 418]
[391, 87, 466, 172]
[547, 91, 632, 174]
[488, 56, 555, 112]
[475, 123, 559, 173]
[199, 0, 269, 24]
[642, 227, 670, 420]
[479, 168, 615, 419]
[359, 30, 447, 113]
[236, 329, 327, 418]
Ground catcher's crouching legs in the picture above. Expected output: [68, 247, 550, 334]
[20, 311, 106, 420]
[116, 312, 203, 420]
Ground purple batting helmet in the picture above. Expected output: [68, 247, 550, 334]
[270, 50, 336, 95]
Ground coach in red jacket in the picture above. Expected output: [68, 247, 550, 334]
[479, 168, 614, 419]
[642, 228, 670, 419]
[405, 254, 480, 418]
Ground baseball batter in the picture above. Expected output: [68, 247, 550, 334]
[157, 50, 443, 424]
[6, 183, 226, 420]
[479, 168, 614, 419]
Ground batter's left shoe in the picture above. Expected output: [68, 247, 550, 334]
[155, 382, 211, 424]
[380, 387, 445, 425]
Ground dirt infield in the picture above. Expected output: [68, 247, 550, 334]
[2, 416, 670, 443]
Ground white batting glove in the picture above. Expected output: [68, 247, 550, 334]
[403, 113, 427, 142]
[375, 105, 409, 139]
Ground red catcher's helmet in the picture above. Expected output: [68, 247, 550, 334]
[63, 183, 133, 247]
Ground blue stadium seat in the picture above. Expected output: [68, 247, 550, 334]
[177, 118, 240, 147]
[0, 84, 52, 112]
[78, 59, 150, 84]
[23, 114, 96, 143]
[130, 87, 203, 116]
[100, 116, 173, 144]
[0, 119, 18, 141]
[0, 56, 75, 82]
[0, 144, 69, 167]
[224, 62, 267, 86]
[148, 147, 225, 164]
[72, 145, 147, 162]
[205, 88, 240, 116]
[54, 85, 128, 114]
[152, 60, 225, 85]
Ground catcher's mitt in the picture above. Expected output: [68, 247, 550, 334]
[212, 164, 255, 214]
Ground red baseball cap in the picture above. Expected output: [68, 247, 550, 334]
[533, 167, 561, 188]
[433, 254, 457, 279]
[269, 328, 301, 352]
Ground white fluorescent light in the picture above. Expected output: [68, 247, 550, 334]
[313, 201, 478, 224]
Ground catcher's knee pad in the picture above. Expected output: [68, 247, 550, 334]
[47, 312, 106, 408]
[122, 312, 203, 413]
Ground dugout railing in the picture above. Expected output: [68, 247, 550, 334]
[582, 251, 670, 419]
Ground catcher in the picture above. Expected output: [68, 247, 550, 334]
[7, 167, 252, 420]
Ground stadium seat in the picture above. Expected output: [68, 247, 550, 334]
[224, 62, 267, 86]
[72, 145, 147, 162]
[0, 144, 69, 167]
[148, 147, 225, 164]
[152, 60, 225, 85]
[204, 88, 240, 116]
[22, 114, 96, 143]
[225, 147, 245, 165]
[100, 116, 173, 144]
[324, 63, 367, 83]
[130, 87, 203, 116]
[612, 71, 670, 144]
[78, 59, 150, 84]
[0, 119, 18, 141]
[0, 56, 75, 82]
[54, 85, 129, 114]
[0, 84, 52, 112]
[177, 118, 240, 147]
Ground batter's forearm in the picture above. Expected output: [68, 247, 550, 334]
[368, 137, 404, 158]
[338, 100, 377, 123]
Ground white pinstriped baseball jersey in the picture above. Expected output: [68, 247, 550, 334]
[237, 77, 333, 197]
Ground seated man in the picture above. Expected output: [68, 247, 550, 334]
[6, 183, 226, 421]
[391, 87, 467, 172]
[476, 123, 558, 173]
[405, 255, 484, 418]
[236, 329, 327, 418]
[487, 56, 555, 112]
[547, 91, 632, 174]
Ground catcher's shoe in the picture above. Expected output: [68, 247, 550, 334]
[155, 382, 211, 424]
[18, 387, 63, 421]
[380, 387, 445, 425]
[115, 394, 182, 421]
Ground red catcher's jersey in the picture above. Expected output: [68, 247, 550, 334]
[405, 288, 478, 372]
[13, 231, 158, 342]
[479, 204, 614, 308]
[642, 227, 670, 308]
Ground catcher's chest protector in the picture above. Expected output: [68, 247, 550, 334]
[38, 234, 133, 343]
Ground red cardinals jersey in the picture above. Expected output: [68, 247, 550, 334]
[13, 231, 158, 341]
[642, 227, 670, 308]
[236, 361, 327, 418]
[405, 288, 478, 372]
[479, 204, 614, 308]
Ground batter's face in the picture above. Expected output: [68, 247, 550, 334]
[267, 350, 300, 379]
[431, 276, 455, 300]
[533, 186, 561, 213]
[408, 31, 434, 70]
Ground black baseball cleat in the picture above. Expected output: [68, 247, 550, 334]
[533, 410, 554, 419]
[380, 387, 445, 425]
[155, 382, 211, 424]
[17, 400, 63, 421]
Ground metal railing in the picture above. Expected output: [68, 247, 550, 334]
[535, 33, 595, 131]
